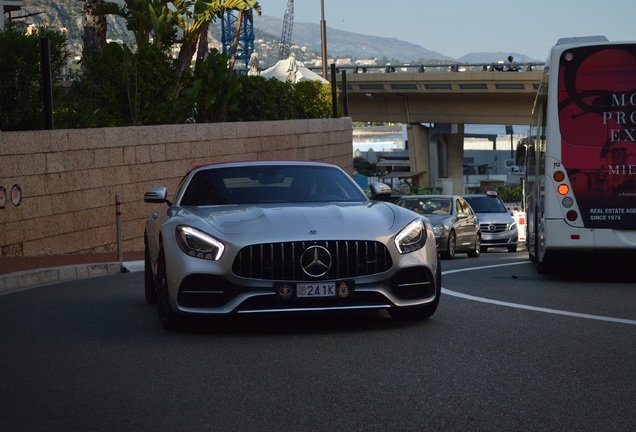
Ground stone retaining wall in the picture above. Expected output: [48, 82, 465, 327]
[0, 118, 353, 258]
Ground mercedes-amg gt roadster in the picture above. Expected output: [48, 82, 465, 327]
[143, 161, 441, 329]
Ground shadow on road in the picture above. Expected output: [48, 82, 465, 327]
[173, 310, 436, 335]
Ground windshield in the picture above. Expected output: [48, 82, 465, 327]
[464, 196, 507, 213]
[179, 165, 368, 205]
[399, 197, 451, 215]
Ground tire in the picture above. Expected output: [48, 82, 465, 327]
[507, 245, 518, 253]
[529, 207, 538, 262]
[467, 234, 481, 258]
[441, 231, 456, 259]
[144, 235, 157, 304]
[529, 236, 537, 261]
[156, 248, 180, 330]
[536, 252, 555, 275]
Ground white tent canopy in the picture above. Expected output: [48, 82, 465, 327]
[261, 59, 329, 84]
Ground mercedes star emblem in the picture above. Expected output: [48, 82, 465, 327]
[300, 245, 332, 277]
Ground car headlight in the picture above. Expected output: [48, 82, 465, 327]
[395, 219, 427, 254]
[432, 222, 449, 237]
[509, 222, 517, 231]
[175, 225, 225, 260]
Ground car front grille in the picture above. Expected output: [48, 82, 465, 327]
[480, 223, 509, 233]
[232, 240, 393, 281]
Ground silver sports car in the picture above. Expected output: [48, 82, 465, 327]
[143, 161, 441, 329]
[395, 195, 481, 259]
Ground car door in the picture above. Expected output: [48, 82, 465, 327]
[455, 197, 479, 248]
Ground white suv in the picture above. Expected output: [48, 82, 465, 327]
[463, 192, 519, 253]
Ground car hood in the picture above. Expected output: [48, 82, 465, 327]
[187, 202, 398, 235]
[475, 212, 514, 224]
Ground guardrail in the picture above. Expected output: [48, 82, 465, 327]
[308, 62, 546, 74]
[228, 62, 546, 77]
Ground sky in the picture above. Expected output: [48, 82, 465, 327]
[259, 0, 636, 60]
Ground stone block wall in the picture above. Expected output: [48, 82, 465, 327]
[0, 118, 353, 258]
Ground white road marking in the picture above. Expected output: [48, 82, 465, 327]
[442, 262, 636, 326]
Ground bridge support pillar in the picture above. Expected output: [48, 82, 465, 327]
[408, 123, 465, 193]
[406, 124, 429, 189]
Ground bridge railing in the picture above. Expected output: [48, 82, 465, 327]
[307, 62, 545, 75]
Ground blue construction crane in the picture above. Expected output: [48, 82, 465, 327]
[221, 11, 255, 71]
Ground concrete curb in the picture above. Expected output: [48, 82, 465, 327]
[0, 261, 144, 296]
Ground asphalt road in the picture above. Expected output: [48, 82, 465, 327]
[1, 248, 635, 431]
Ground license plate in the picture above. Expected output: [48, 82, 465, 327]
[296, 282, 336, 298]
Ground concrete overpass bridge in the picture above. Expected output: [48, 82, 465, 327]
[333, 64, 543, 192]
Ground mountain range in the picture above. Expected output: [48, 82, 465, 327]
[20, 1, 540, 64]
[253, 15, 540, 64]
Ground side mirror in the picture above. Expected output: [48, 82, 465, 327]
[369, 182, 392, 201]
[144, 187, 170, 205]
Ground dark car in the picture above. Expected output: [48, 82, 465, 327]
[463, 191, 519, 252]
[395, 195, 481, 259]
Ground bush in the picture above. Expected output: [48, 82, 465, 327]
[179, 49, 242, 124]
[494, 185, 523, 203]
[0, 25, 69, 131]
[291, 80, 332, 119]
[227, 76, 332, 122]
[58, 42, 182, 128]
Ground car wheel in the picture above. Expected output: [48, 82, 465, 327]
[507, 245, 518, 252]
[144, 234, 157, 304]
[441, 231, 456, 259]
[468, 234, 481, 258]
[156, 248, 180, 330]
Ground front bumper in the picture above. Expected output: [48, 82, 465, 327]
[480, 230, 519, 248]
[175, 265, 438, 315]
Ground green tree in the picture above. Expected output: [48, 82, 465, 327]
[93, 0, 178, 50]
[495, 185, 523, 203]
[172, 0, 261, 97]
[80, 0, 108, 69]
[59, 42, 181, 127]
[227, 76, 294, 121]
[291, 81, 332, 119]
[93, 0, 261, 104]
[226, 77, 335, 122]
[353, 157, 377, 176]
[0, 25, 70, 131]
[181, 48, 241, 123]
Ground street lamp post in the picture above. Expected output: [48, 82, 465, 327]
[320, 0, 328, 78]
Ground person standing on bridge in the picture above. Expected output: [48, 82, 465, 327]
[506, 55, 518, 71]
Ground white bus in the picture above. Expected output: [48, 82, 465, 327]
[520, 36, 636, 270]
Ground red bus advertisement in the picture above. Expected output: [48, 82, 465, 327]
[559, 42, 636, 228]
[522, 36, 636, 268]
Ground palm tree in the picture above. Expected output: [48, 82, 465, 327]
[226, 8, 244, 72]
[172, 0, 261, 97]
[86, 0, 260, 96]
[93, 0, 179, 50]
[81, 0, 108, 66]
